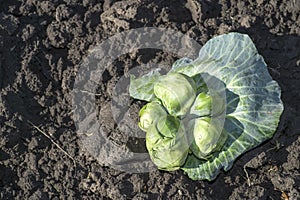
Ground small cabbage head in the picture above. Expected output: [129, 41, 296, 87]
[146, 115, 189, 170]
[188, 117, 228, 159]
[154, 72, 196, 116]
[138, 102, 167, 131]
[190, 91, 225, 117]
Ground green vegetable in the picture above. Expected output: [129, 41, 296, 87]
[138, 101, 167, 131]
[188, 117, 228, 159]
[146, 115, 189, 171]
[190, 91, 225, 117]
[153, 72, 196, 116]
[129, 32, 283, 180]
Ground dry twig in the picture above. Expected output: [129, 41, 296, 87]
[243, 166, 251, 186]
[28, 121, 77, 168]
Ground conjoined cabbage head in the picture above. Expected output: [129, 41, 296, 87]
[138, 101, 167, 131]
[190, 91, 225, 117]
[146, 115, 189, 171]
[188, 117, 228, 159]
[154, 73, 196, 117]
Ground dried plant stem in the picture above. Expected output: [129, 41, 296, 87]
[243, 167, 251, 187]
[28, 121, 77, 168]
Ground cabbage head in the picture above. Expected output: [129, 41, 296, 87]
[146, 115, 189, 171]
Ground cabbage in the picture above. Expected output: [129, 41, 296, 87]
[153, 73, 196, 116]
[138, 101, 167, 131]
[129, 32, 283, 180]
[146, 115, 189, 171]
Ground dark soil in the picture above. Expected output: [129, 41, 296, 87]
[0, 0, 299, 199]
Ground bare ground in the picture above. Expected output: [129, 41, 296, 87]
[0, 0, 299, 199]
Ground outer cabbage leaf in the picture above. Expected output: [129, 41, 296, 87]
[129, 69, 161, 101]
[175, 32, 284, 180]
